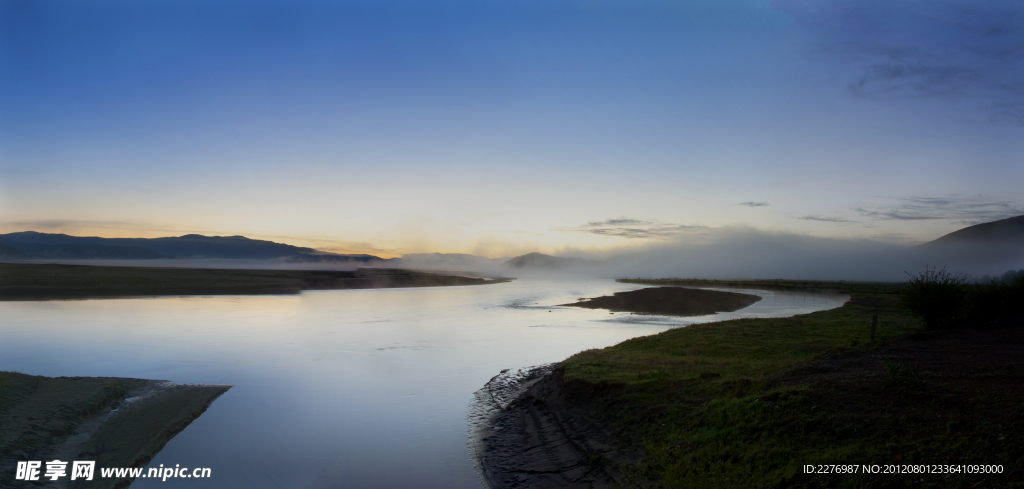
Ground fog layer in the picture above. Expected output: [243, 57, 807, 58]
[578, 228, 1024, 282]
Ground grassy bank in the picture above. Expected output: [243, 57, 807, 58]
[0, 262, 502, 300]
[554, 281, 1024, 488]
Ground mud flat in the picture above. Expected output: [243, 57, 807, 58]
[562, 286, 761, 316]
[0, 372, 229, 489]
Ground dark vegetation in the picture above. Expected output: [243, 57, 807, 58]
[539, 276, 1024, 488]
[0, 263, 502, 300]
[562, 286, 762, 316]
[901, 267, 1024, 331]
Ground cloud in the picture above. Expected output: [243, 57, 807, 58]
[773, 0, 1024, 124]
[853, 208, 945, 221]
[585, 218, 651, 226]
[849, 64, 982, 99]
[854, 195, 1024, 224]
[738, 201, 769, 207]
[572, 218, 710, 239]
[798, 215, 855, 223]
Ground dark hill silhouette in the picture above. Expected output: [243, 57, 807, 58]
[925, 215, 1024, 246]
[504, 252, 590, 270]
[919, 215, 1024, 272]
[0, 232, 390, 263]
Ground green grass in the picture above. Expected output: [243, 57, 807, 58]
[0, 262, 499, 300]
[565, 283, 911, 387]
[557, 281, 1024, 488]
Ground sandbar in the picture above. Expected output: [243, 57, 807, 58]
[562, 286, 761, 316]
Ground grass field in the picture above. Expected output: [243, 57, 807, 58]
[556, 280, 1024, 488]
[0, 262, 501, 300]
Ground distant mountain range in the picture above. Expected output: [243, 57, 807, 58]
[0, 232, 395, 264]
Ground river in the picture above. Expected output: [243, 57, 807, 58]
[0, 279, 846, 488]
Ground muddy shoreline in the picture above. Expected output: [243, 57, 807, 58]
[1, 372, 230, 489]
[469, 365, 631, 489]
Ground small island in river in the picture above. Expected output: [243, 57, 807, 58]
[562, 286, 762, 316]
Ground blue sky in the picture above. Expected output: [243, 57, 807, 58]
[1, 0, 1022, 257]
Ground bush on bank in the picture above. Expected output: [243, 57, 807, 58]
[901, 267, 1024, 331]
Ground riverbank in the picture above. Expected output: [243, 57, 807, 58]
[0, 372, 229, 489]
[0, 262, 507, 300]
[477, 281, 1024, 488]
[470, 364, 638, 489]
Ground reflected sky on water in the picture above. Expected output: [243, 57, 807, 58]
[0, 279, 846, 488]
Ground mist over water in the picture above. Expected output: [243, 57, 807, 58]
[626, 235, 1019, 282]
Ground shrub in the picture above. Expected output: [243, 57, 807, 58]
[963, 271, 1024, 326]
[1000, 269, 1024, 284]
[901, 266, 968, 331]
[904, 267, 1024, 330]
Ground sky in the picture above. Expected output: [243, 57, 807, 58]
[1, 0, 1022, 258]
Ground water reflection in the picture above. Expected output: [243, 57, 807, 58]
[0, 280, 846, 489]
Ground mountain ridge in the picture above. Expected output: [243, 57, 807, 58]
[0, 232, 392, 263]
[925, 215, 1024, 246]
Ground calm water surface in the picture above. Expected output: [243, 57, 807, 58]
[0, 279, 847, 488]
